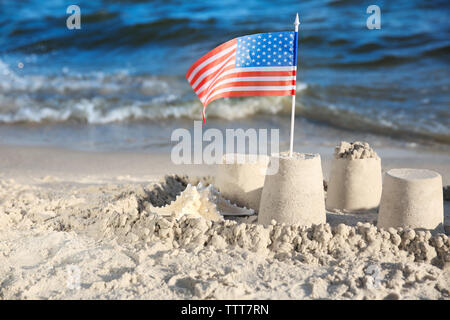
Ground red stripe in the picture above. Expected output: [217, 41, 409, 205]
[189, 49, 236, 88]
[193, 61, 235, 94]
[205, 80, 296, 95]
[197, 69, 297, 98]
[186, 39, 237, 80]
[205, 90, 295, 106]
[219, 70, 297, 78]
[196, 64, 241, 99]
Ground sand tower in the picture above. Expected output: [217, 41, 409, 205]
[326, 141, 382, 212]
[258, 152, 326, 226]
[378, 168, 443, 230]
[215, 154, 269, 211]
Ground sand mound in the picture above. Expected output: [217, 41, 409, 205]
[0, 176, 449, 299]
[334, 141, 379, 160]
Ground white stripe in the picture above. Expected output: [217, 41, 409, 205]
[187, 44, 237, 82]
[233, 66, 297, 72]
[198, 76, 295, 97]
[190, 56, 235, 89]
[196, 66, 297, 95]
[194, 60, 235, 94]
[202, 85, 296, 103]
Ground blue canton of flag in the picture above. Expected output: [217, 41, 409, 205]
[235, 32, 296, 68]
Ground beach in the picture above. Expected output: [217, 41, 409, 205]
[0, 0, 449, 301]
[0, 143, 448, 300]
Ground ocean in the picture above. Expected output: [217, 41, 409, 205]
[0, 0, 449, 151]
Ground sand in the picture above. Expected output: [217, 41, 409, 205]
[326, 141, 382, 212]
[0, 144, 449, 300]
[334, 141, 379, 160]
[215, 154, 268, 211]
[258, 152, 326, 226]
[378, 169, 444, 231]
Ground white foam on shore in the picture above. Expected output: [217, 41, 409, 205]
[0, 58, 310, 123]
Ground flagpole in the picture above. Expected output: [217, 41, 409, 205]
[289, 13, 300, 157]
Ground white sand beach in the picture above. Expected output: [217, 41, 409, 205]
[0, 143, 449, 300]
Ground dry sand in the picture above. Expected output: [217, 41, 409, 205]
[326, 141, 382, 212]
[0, 144, 449, 300]
[258, 152, 326, 226]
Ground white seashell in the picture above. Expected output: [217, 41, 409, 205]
[148, 182, 255, 220]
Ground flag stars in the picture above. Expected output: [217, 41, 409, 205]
[235, 32, 296, 68]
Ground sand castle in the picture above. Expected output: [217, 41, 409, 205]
[326, 141, 382, 212]
[160, 142, 443, 233]
[215, 154, 269, 211]
[378, 168, 444, 231]
[258, 152, 326, 226]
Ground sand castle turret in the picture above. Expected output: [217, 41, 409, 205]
[378, 168, 443, 231]
[215, 154, 269, 211]
[258, 152, 326, 226]
[326, 141, 382, 212]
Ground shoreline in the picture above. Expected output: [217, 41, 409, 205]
[0, 143, 449, 185]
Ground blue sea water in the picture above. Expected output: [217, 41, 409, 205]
[0, 0, 449, 150]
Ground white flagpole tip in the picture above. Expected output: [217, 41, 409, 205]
[290, 13, 300, 157]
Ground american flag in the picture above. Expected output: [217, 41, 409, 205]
[186, 31, 298, 121]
